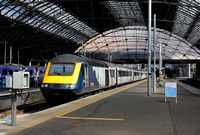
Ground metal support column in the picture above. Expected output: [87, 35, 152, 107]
[84, 46, 86, 57]
[11, 89, 17, 126]
[153, 14, 156, 92]
[29, 61, 32, 67]
[159, 42, 162, 78]
[147, 0, 152, 96]
[89, 52, 91, 58]
[10, 46, 12, 64]
[189, 63, 191, 78]
[4, 42, 7, 65]
[82, 45, 84, 56]
[18, 50, 20, 65]
[108, 53, 110, 62]
[110, 54, 112, 63]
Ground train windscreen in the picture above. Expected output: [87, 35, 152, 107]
[48, 63, 75, 76]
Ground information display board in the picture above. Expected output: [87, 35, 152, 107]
[165, 82, 177, 103]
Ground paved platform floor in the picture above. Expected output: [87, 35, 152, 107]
[0, 79, 199, 135]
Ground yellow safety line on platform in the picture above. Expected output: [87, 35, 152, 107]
[56, 79, 147, 118]
[171, 79, 198, 95]
[57, 116, 124, 121]
[6, 79, 146, 134]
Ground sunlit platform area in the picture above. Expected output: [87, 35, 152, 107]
[0, 79, 199, 135]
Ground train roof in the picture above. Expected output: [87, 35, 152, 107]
[50, 54, 109, 67]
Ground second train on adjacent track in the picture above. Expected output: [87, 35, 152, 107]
[41, 54, 147, 103]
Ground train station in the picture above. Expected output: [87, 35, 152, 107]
[0, 0, 200, 135]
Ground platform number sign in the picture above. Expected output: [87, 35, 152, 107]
[165, 82, 177, 103]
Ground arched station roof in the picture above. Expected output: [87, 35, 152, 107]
[75, 26, 200, 63]
[0, 0, 199, 64]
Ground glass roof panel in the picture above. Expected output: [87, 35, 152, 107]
[173, 0, 199, 41]
[187, 21, 200, 44]
[75, 26, 198, 62]
[104, 1, 145, 26]
[33, 2, 49, 9]
[1, 0, 98, 44]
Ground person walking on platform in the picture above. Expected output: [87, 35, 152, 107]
[32, 73, 38, 87]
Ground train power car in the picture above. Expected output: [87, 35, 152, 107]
[41, 54, 147, 103]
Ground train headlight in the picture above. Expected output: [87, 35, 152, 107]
[41, 84, 45, 88]
[45, 84, 48, 87]
[66, 84, 70, 88]
[70, 84, 76, 89]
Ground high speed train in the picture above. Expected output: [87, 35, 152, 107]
[41, 54, 147, 103]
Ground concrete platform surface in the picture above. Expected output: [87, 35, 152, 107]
[0, 79, 199, 135]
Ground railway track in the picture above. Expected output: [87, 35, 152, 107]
[0, 89, 101, 121]
[0, 100, 49, 121]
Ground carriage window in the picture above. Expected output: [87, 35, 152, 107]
[48, 63, 75, 76]
[110, 70, 115, 77]
[134, 72, 140, 76]
[119, 70, 132, 77]
[9, 70, 13, 75]
[2, 69, 7, 75]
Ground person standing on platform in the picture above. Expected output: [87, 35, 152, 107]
[6, 72, 11, 77]
[38, 71, 44, 86]
[5, 72, 12, 90]
[32, 73, 38, 87]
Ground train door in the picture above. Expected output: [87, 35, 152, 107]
[110, 69, 113, 85]
[81, 63, 89, 90]
[113, 68, 117, 85]
[105, 69, 109, 86]
[116, 68, 118, 85]
[85, 64, 89, 88]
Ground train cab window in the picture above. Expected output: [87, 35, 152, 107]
[48, 63, 75, 76]
[2, 69, 7, 75]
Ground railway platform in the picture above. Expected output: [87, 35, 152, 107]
[0, 78, 199, 135]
